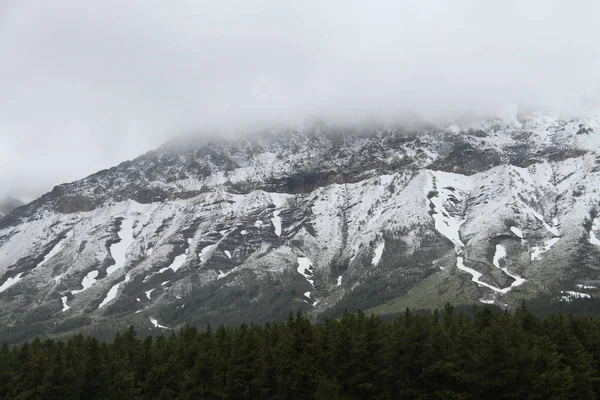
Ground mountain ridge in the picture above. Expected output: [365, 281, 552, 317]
[1, 112, 600, 343]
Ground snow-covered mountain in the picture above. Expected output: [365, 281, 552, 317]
[1, 112, 600, 342]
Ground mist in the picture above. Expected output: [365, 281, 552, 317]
[1, 0, 600, 200]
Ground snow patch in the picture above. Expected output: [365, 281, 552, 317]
[199, 244, 218, 264]
[297, 256, 315, 287]
[269, 193, 288, 237]
[576, 284, 597, 290]
[304, 291, 311, 299]
[510, 227, 524, 239]
[560, 291, 591, 302]
[529, 209, 560, 237]
[492, 244, 526, 292]
[61, 295, 70, 312]
[456, 257, 505, 293]
[492, 244, 507, 269]
[224, 250, 232, 259]
[158, 253, 187, 274]
[590, 232, 600, 246]
[145, 289, 155, 299]
[372, 242, 385, 266]
[271, 210, 282, 236]
[37, 230, 73, 269]
[106, 218, 135, 276]
[531, 237, 560, 261]
[337, 276, 342, 286]
[0, 273, 23, 293]
[217, 268, 238, 279]
[72, 270, 99, 294]
[429, 197, 464, 250]
[99, 274, 131, 308]
[150, 317, 170, 329]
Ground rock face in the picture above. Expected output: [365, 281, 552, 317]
[1, 113, 600, 342]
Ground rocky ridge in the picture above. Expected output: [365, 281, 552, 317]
[1, 112, 600, 342]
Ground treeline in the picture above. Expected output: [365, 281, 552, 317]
[2, 305, 600, 399]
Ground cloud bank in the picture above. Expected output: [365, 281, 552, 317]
[1, 0, 600, 199]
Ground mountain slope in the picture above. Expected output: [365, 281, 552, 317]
[1, 113, 600, 342]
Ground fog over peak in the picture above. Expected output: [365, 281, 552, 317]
[1, 0, 600, 199]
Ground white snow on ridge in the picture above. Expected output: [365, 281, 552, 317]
[297, 256, 315, 287]
[531, 237, 560, 261]
[564, 291, 591, 298]
[270, 193, 288, 237]
[199, 244, 218, 264]
[98, 274, 131, 308]
[510, 227, 524, 239]
[560, 291, 591, 302]
[72, 270, 99, 294]
[61, 295, 70, 312]
[590, 231, 600, 246]
[145, 288, 155, 299]
[37, 230, 74, 269]
[158, 239, 195, 274]
[0, 273, 23, 293]
[217, 268, 238, 279]
[372, 242, 385, 266]
[150, 317, 170, 329]
[427, 180, 465, 251]
[521, 207, 560, 261]
[577, 284, 597, 290]
[456, 257, 504, 293]
[492, 244, 507, 269]
[427, 172, 524, 294]
[492, 244, 526, 292]
[270, 193, 288, 208]
[158, 253, 188, 274]
[529, 209, 560, 237]
[379, 174, 394, 185]
[271, 210, 282, 236]
[427, 173, 497, 290]
[106, 218, 135, 276]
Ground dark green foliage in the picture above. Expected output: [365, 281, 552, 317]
[3, 306, 600, 399]
[525, 296, 600, 318]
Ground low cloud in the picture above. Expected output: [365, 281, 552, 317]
[1, 0, 600, 199]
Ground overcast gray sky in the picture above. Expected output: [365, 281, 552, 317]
[1, 0, 600, 200]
